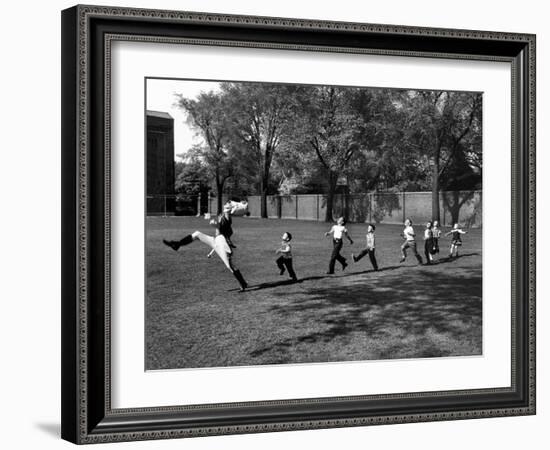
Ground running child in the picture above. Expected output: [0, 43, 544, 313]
[162, 202, 248, 291]
[400, 218, 423, 265]
[351, 223, 378, 271]
[275, 232, 298, 282]
[445, 223, 468, 258]
[423, 221, 434, 265]
[325, 217, 354, 274]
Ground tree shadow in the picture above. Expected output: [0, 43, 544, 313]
[228, 253, 479, 293]
[249, 268, 482, 360]
[430, 252, 479, 265]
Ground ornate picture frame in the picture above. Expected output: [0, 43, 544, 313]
[61, 4, 536, 444]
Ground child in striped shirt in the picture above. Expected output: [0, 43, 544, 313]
[352, 223, 378, 270]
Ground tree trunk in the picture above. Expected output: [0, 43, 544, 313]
[199, 185, 209, 215]
[260, 176, 268, 219]
[215, 172, 224, 215]
[432, 158, 440, 222]
[325, 171, 338, 222]
[450, 190, 460, 224]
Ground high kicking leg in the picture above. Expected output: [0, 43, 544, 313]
[163, 232, 247, 291]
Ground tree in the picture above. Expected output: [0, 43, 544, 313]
[175, 91, 235, 214]
[222, 83, 298, 218]
[401, 90, 482, 222]
[174, 155, 209, 195]
[294, 86, 371, 221]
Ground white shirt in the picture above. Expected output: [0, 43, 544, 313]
[331, 224, 347, 239]
[365, 232, 375, 249]
[404, 225, 415, 241]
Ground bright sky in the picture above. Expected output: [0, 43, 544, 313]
[146, 79, 221, 161]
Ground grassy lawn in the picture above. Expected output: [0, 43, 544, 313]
[146, 216, 482, 370]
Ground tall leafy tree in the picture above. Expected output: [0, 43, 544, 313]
[401, 90, 482, 221]
[175, 91, 235, 214]
[222, 82, 298, 218]
[293, 86, 371, 221]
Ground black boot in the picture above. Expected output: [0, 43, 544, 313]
[416, 254, 423, 265]
[162, 239, 180, 251]
[163, 234, 193, 251]
[233, 270, 248, 291]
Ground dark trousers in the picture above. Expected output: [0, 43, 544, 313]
[328, 239, 346, 273]
[355, 248, 378, 270]
[433, 238, 439, 254]
[424, 239, 433, 262]
[401, 240, 423, 264]
[276, 256, 297, 280]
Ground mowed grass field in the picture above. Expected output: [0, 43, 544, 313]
[146, 216, 482, 370]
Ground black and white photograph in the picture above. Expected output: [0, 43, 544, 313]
[145, 78, 483, 370]
[1, 0, 544, 447]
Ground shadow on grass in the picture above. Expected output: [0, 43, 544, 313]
[249, 268, 482, 360]
[431, 252, 479, 265]
[230, 266, 404, 292]
[231, 256, 479, 293]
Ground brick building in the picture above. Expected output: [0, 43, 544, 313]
[146, 110, 175, 215]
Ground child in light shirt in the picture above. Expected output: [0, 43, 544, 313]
[400, 218, 423, 265]
[352, 223, 378, 270]
[325, 217, 354, 274]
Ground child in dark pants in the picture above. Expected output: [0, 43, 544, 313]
[325, 217, 354, 274]
[275, 232, 298, 282]
[352, 223, 378, 270]
[400, 218, 423, 265]
[423, 221, 434, 265]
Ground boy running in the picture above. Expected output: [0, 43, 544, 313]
[445, 223, 468, 258]
[325, 217, 354, 274]
[351, 223, 378, 271]
[275, 232, 298, 282]
[400, 218, 423, 265]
